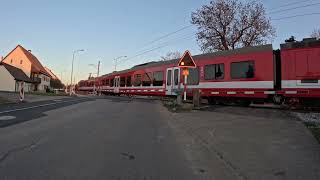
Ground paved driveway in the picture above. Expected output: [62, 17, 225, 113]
[164, 105, 320, 180]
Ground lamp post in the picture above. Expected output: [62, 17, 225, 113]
[70, 49, 84, 95]
[89, 61, 101, 95]
[114, 56, 127, 71]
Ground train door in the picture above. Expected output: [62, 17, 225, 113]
[166, 67, 180, 95]
[114, 76, 120, 93]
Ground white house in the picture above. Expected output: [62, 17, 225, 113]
[1, 45, 52, 92]
[0, 62, 33, 92]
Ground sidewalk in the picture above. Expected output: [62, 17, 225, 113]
[0, 92, 71, 103]
[158, 103, 320, 180]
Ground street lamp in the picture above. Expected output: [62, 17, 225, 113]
[70, 49, 84, 95]
[114, 56, 127, 71]
[89, 61, 101, 95]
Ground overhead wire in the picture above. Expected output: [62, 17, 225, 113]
[272, 0, 315, 9]
[271, 12, 320, 20]
[268, 2, 320, 14]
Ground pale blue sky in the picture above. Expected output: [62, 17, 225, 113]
[0, 0, 319, 84]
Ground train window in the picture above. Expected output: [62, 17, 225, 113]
[187, 68, 199, 85]
[153, 71, 163, 86]
[106, 79, 110, 86]
[134, 74, 142, 86]
[204, 64, 215, 80]
[143, 73, 152, 86]
[231, 61, 255, 79]
[204, 64, 224, 80]
[174, 69, 179, 85]
[126, 76, 132, 87]
[120, 77, 126, 87]
[110, 78, 114, 87]
[167, 70, 172, 86]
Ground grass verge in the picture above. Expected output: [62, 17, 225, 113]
[162, 99, 194, 113]
[304, 122, 320, 144]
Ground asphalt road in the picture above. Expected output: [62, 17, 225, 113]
[0, 96, 196, 180]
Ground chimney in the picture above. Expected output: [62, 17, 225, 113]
[28, 50, 32, 53]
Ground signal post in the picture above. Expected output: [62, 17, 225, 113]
[178, 51, 197, 105]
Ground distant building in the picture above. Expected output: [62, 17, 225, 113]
[0, 62, 33, 92]
[1, 45, 52, 92]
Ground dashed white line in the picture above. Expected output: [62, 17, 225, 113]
[0, 99, 82, 114]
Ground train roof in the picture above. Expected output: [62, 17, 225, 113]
[281, 38, 320, 50]
[97, 44, 273, 79]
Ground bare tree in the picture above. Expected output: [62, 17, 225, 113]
[311, 29, 320, 39]
[191, 0, 275, 52]
[160, 51, 181, 61]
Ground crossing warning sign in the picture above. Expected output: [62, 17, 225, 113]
[178, 50, 196, 68]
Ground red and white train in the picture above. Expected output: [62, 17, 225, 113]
[78, 38, 320, 106]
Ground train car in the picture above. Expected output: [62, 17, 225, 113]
[78, 38, 320, 106]
[279, 38, 320, 105]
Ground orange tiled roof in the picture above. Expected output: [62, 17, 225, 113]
[17, 45, 51, 77]
[44, 67, 59, 80]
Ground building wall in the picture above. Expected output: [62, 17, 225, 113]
[0, 66, 16, 92]
[2, 46, 32, 77]
[37, 74, 51, 91]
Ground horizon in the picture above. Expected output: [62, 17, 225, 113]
[0, 0, 319, 84]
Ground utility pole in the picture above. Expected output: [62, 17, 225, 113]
[97, 61, 100, 77]
[97, 61, 100, 95]
[114, 56, 127, 71]
[70, 49, 84, 96]
[89, 60, 101, 95]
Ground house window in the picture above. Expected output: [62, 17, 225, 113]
[10, 59, 13, 64]
[20, 60, 23, 64]
[231, 61, 255, 79]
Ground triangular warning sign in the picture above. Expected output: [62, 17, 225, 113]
[178, 50, 196, 68]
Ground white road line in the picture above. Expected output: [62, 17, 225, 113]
[0, 116, 16, 120]
[0, 99, 82, 114]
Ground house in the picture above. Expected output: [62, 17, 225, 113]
[0, 62, 33, 92]
[1, 45, 52, 92]
[44, 67, 59, 80]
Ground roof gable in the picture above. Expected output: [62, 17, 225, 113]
[17, 45, 50, 76]
[0, 63, 33, 83]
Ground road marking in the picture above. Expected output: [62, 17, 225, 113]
[0, 116, 16, 120]
[0, 99, 82, 114]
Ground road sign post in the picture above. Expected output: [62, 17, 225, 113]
[19, 81, 25, 102]
[178, 50, 197, 102]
